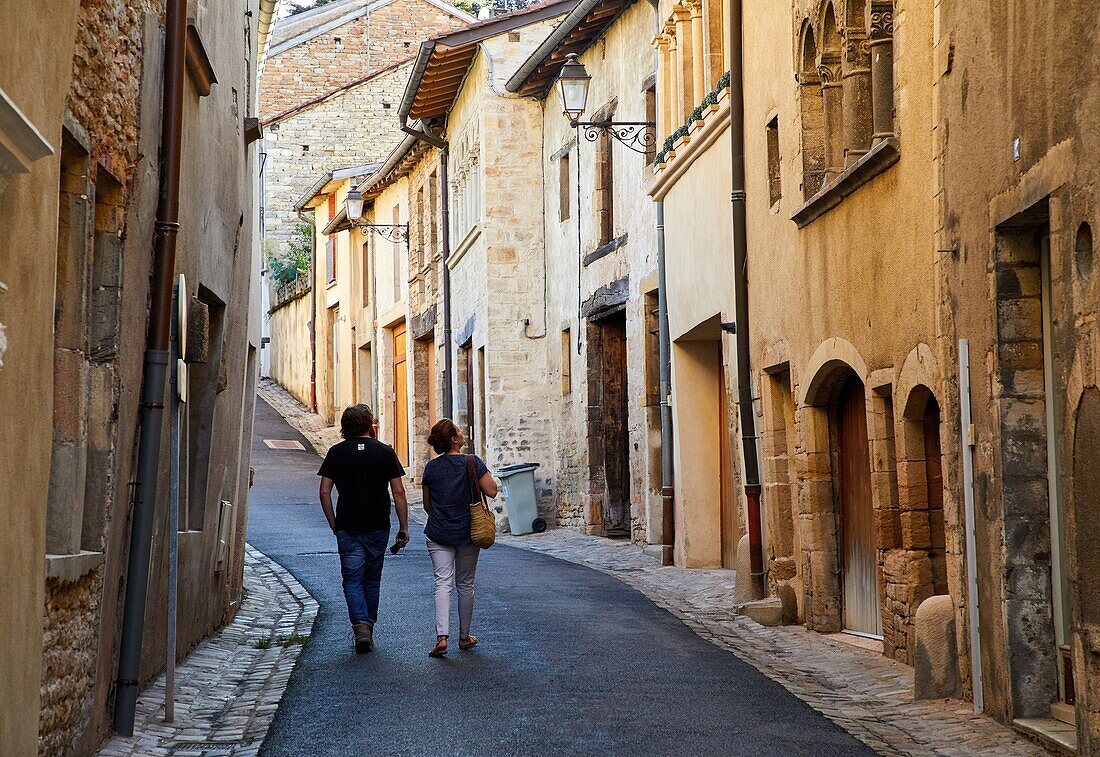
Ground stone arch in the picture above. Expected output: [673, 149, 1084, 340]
[801, 337, 869, 407]
[798, 20, 826, 197]
[795, 338, 874, 634]
[817, 2, 845, 181]
[880, 345, 952, 663]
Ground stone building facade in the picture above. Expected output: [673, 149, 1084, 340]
[260, 0, 471, 399]
[395, 4, 576, 519]
[936, 0, 1100, 747]
[506, 1, 662, 547]
[0, 0, 269, 754]
[260, 0, 473, 119]
[650, 0, 947, 660]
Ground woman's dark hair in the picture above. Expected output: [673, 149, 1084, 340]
[428, 418, 460, 455]
[340, 404, 375, 439]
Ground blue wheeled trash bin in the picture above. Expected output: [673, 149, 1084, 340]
[497, 463, 546, 536]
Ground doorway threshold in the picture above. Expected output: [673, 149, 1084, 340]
[1013, 717, 1077, 754]
[823, 631, 883, 654]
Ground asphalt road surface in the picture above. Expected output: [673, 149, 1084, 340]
[247, 397, 873, 757]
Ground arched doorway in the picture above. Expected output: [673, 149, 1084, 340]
[835, 373, 881, 636]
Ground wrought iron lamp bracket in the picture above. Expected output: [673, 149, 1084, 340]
[572, 120, 657, 155]
[354, 223, 410, 247]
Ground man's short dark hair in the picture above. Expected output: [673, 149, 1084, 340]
[340, 404, 375, 439]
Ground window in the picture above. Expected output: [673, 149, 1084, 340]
[47, 133, 92, 557]
[391, 204, 401, 300]
[187, 288, 227, 531]
[326, 193, 337, 283]
[561, 328, 572, 394]
[361, 239, 371, 306]
[415, 186, 426, 272]
[428, 170, 439, 259]
[595, 119, 614, 246]
[766, 116, 781, 206]
[477, 346, 487, 458]
[796, 0, 893, 200]
[643, 293, 660, 406]
[559, 150, 571, 221]
[644, 84, 657, 165]
[451, 132, 481, 242]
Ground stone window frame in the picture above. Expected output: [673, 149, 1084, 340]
[45, 123, 112, 580]
[765, 111, 782, 208]
[592, 100, 618, 248]
[561, 327, 572, 395]
[760, 360, 802, 623]
[791, 0, 896, 228]
[991, 197, 1063, 719]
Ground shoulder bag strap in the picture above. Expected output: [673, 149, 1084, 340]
[467, 454, 485, 506]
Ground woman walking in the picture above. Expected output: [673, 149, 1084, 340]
[421, 419, 498, 658]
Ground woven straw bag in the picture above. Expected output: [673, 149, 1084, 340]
[467, 455, 496, 549]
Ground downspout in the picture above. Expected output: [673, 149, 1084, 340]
[401, 121, 453, 418]
[296, 208, 318, 412]
[114, 0, 188, 735]
[729, 0, 765, 599]
[656, 201, 674, 565]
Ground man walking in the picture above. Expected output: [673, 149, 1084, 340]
[318, 404, 410, 653]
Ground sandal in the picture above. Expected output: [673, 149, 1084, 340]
[429, 636, 448, 658]
[459, 635, 478, 650]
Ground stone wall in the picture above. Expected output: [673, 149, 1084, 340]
[268, 286, 314, 408]
[937, 0, 1100, 740]
[0, 2, 82, 750]
[444, 30, 564, 522]
[13, 0, 266, 752]
[538, 2, 660, 544]
[39, 571, 103, 755]
[260, 0, 468, 120]
[262, 63, 411, 275]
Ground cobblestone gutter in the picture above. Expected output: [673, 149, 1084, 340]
[97, 548, 318, 757]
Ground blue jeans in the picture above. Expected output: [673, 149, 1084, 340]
[335, 528, 389, 626]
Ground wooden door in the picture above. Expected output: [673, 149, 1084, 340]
[427, 343, 438, 427]
[837, 375, 881, 636]
[719, 352, 738, 569]
[392, 322, 409, 466]
[463, 345, 475, 446]
[332, 308, 340, 413]
[600, 312, 630, 536]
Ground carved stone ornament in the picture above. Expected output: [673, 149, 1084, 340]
[870, 10, 893, 38]
[817, 62, 842, 84]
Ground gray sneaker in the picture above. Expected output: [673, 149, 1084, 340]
[353, 623, 373, 654]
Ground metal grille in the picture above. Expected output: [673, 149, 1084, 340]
[263, 439, 305, 450]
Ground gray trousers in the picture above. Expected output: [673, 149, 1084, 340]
[426, 539, 480, 638]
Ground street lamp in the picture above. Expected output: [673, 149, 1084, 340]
[557, 53, 591, 124]
[555, 53, 656, 155]
[344, 187, 409, 246]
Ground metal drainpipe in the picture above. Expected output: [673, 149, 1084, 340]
[440, 145, 453, 418]
[728, 0, 765, 599]
[656, 201, 675, 564]
[296, 208, 318, 412]
[401, 122, 453, 418]
[114, 0, 188, 735]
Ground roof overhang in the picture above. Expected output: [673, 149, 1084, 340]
[293, 162, 382, 211]
[398, 0, 577, 122]
[258, 0, 280, 66]
[506, 0, 639, 97]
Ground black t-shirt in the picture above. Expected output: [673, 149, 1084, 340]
[317, 437, 405, 535]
